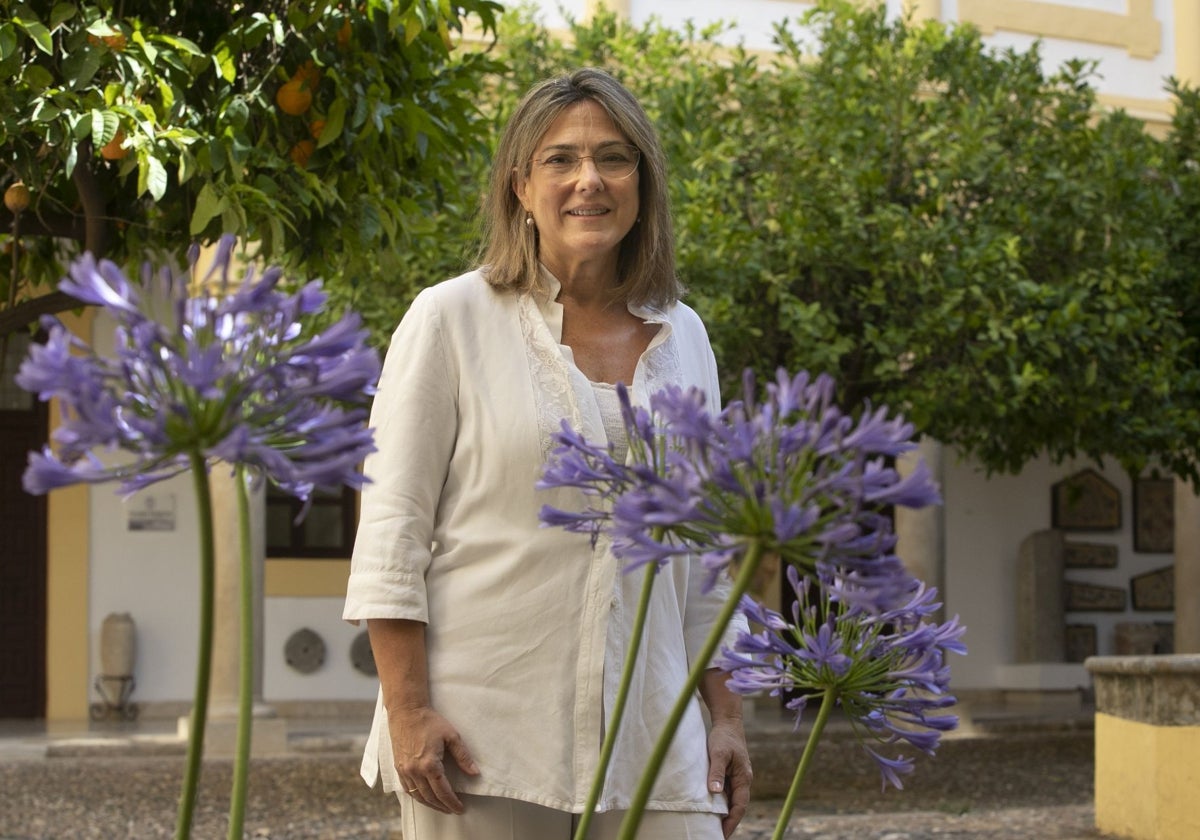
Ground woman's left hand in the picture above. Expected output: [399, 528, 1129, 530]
[706, 716, 752, 838]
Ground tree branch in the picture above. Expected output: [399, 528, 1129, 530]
[73, 141, 111, 258]
[0, 291, 86, 339]
[0, 206, 88, 240]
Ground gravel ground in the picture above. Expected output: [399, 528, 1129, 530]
[0, 730, 1109, 839]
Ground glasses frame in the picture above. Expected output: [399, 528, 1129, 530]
[529, 144, 642, 181]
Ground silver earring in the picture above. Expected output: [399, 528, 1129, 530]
[525, 213, 534, 228]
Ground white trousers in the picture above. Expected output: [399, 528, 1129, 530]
[400, 793, 725, 840]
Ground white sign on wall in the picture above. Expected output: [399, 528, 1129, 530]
[127, 493, 176, 531]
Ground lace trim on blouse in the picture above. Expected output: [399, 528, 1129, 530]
[519, 292, 583, 459]
[518, 284, 683, 461]
[591, 381, 629, 464]
[636, 309, 683, 398]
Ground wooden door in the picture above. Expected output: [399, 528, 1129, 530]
[0, 334, 48, 718]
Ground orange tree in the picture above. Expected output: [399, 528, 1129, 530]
[0, 0, 503, 339]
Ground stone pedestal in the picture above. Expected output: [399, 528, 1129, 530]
[1175, 478, 1200, 653]
[895, 438, 945, 619]
[1086, 654, 1200, 840]
[1015, 529, 1065, 662]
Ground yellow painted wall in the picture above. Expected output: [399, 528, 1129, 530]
[265, 559, 350, 597]
[1095, 712, 1200, 840]
[1176, 0, 1200, 86]
[585, 0, 629, 18]
[44, 310, 93, 721]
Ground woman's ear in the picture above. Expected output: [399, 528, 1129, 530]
[512, 168, 528, 205]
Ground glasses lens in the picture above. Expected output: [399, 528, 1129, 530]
[535, 145, 640, 179]
[596, 146, 640, 177]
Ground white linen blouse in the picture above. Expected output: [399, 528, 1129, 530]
[343, 267, 746, 815]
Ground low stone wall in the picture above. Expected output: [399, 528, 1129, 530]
[1086, 654, 1200, 840]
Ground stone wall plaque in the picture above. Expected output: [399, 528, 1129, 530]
[1131, 565, 1174, 611]
[1115, 622, 1158, 655]
[1156, 622, 1175, 654]
[1064, 541, 1119, 569]
[1064, 581, 1126, 612]
[1065, 624, 1097, 663]
[1134, 477, 1174, 553]
[1052, 469, 1120, 531]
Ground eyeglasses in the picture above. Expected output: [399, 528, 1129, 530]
[531, 144, 641, 180]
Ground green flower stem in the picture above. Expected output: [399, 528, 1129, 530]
[573, 554, 661, 840]
[771, 688, 838, 840]
[176, 453, 215, 840]
[227, 465, 253, 840]
[616, 539, 764, 840]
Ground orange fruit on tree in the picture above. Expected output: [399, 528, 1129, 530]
[336, 19, 352, 48]
[100, 131, 128, 160]
[290, 139, 316, 167]
[309, 119, 326, 140]
[4, 181, 31, 213]
[276, 79, 313, 116]
[295, 60, 321, 87]
[87, 32, 126, 50]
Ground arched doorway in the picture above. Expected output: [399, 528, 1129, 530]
[0, 332, 48, 718]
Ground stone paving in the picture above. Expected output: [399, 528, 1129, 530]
[0, 704, 1110, 839]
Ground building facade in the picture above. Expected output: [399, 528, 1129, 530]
[5, 0, 1199, 722]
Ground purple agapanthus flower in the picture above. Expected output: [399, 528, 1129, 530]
[538, 368, 942, 611]
[538, 366, 962, 832]
[16, 235, 380, 502]
[720, 564, 966, 790]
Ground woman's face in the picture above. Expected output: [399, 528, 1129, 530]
[515, 100, 641, 280]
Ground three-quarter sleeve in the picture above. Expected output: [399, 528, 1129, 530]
[343, 289, 458, 624]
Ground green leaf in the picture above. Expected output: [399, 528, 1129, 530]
[0, 23, 18, 61]
[141, 154, 168, 200]
[190, 181, 224, 234]
[317, 98, 347, 148]
[62, 42, 103, 90]
[213, 44, 236, 83]
[90, 109, 119, 146]
[21, 63, 53, 91]
[404, 15, 422, 45]
[157, 78, 175, 111]
[63, 139, 77, 177]
[29, 99, 60, 121]
[70, 111, 91, 140]
[134, 32, 158, 66]
[13, 9, 53, 55]
[223, 97, 249, 130]
[49, 3, 76, 29]
[177, 148, 196, 185]
[153, 34, 203, 56]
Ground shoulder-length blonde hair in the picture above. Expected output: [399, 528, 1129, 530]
[477, 68, 682, 309]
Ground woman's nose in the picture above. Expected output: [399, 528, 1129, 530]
[575, 157, 605, 189]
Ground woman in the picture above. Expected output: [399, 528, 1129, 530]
[344, 68, 751, 840]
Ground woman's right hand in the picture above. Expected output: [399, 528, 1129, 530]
[389, 704, 480, 814]
[367, 619, 481, 815]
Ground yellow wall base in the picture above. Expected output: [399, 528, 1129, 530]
[1095, 712, 1200, 840]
